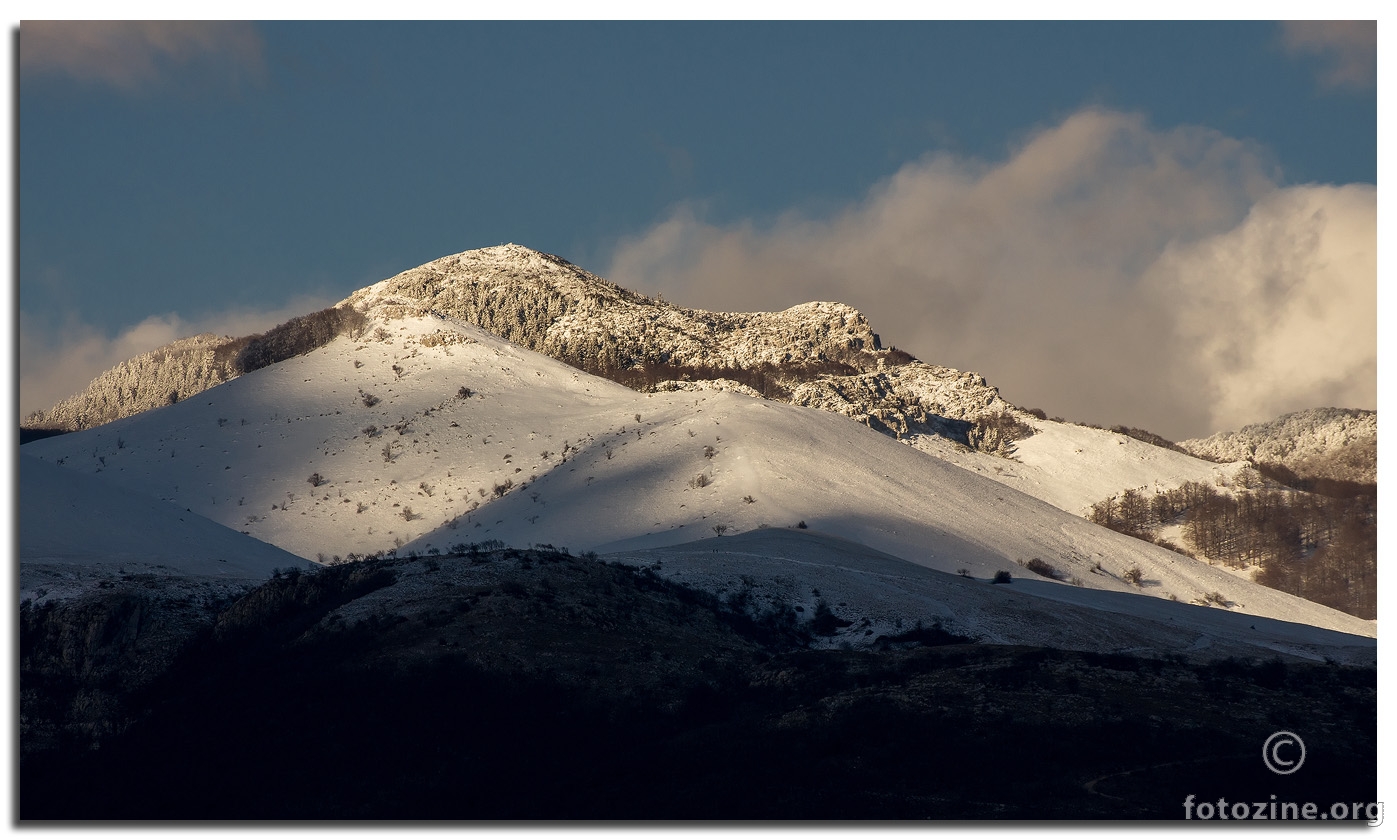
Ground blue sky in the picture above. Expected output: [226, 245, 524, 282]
[16, 20, 1379, 439]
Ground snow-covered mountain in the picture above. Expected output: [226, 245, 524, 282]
[346, 243, 1020, 437]
[20, 300, 1375, 658]
[24, 245, 1010, 441]
[1180, 408, 1377, 485]
[23, 333, 247, 432]
[23, 244, 1256, 518]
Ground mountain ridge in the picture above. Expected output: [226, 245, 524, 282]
[1180, 407, 1377, 485]
[24, 333, 245, 432]
[24, 244, 1010, 442]
[26, 245, 1375, 459]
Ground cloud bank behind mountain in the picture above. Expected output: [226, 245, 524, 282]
[607, 108, 1375, 441]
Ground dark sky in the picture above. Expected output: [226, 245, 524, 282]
[17, 20, 1378, 438]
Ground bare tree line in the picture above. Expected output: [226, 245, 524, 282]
[1088, 478, 1375, 618]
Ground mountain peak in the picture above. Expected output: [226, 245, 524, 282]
[338, 245, 1012, 435]
[26, 244, 1010, 439]
[345, 244, 888, 370]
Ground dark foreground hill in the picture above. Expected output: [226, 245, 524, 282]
[21, 547, 1375, 820]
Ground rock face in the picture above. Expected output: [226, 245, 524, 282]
[1180, 408, 1377, 484]
[27, 244, 1015, 441]
[788, 365, 1009, 438]
[348, 244, 1014, 435]
[347, 245, 882, 368]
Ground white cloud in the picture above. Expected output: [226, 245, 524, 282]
[607, 108, 1374, 440]
[20, 297, 333, 420]
[1280, 21, 1377, 90]
[1144, 184, 1376, 434]
[20, 21, 265, 92]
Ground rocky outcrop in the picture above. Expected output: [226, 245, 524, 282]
[349, 244, 1017, 440]
[346, 244, 884, 371]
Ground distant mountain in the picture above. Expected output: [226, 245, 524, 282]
[23, 333, 246, 432]
[1180, 408, 1376, 485]
[25, 245, 1009, 442]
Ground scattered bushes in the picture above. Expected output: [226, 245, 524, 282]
[688, 473, 711, 490]
[967, 411, 1036, 456]
[307, 472, 326, 488]
[874, 620, 973, 649]
[991, 570, 1012, 584]
[809, 600, 853, 636]
[883, 347, 916, 366]
[1122, 567, 1144, 587]
[1023, 558, 1064, 580]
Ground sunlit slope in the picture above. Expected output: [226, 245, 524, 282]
[22, 316, 1373, 639]
[905, 420, 1248, 517]
[23, 315, 644, 561]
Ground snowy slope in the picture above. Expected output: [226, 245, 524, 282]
[603, 529, 1374, 664]
[18, 453, 311, 602]
[900, 421, 1249, 517]
[21, 314, 1375, 643]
